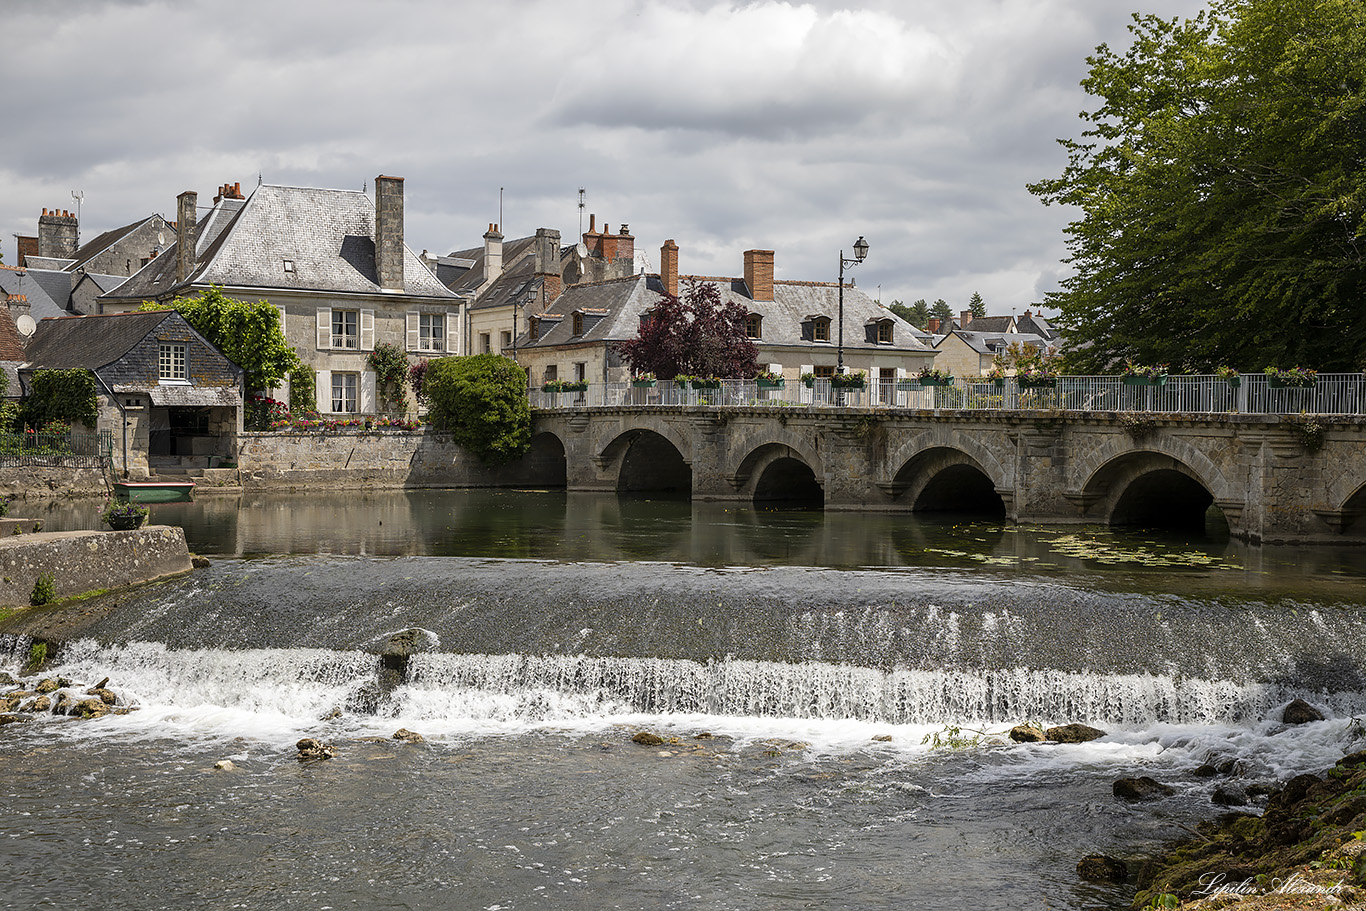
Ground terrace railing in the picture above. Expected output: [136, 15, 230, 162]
[527, 374, 1366, 416]
[0, 429, 114, 469]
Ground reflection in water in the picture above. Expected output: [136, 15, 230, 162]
[23, 488, 1366, 595]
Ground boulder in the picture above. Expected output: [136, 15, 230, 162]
[86, 687, 117, 706]
[0, 713, 31, 726]
[0, 694, 20, 713]
[21, 694, 51, 713]
[296, 738, 336, 762]
[1114, 776, 1176, 801]
[191, 555, 211, 569]
[1077, 854, 1128, 882]
[1009, 724, 1046, 743]
[631, 731, 664, 746]
[1211, 784, 1248, 806]
[34, 678, 59, 694]
[1047, 723, 1106, 744]
[393, 728, 425, 743]
[72, 699, 109, 719]
[0, 671, 15, 686]
[214, 760, 236, 771]
[1192, 763, 1220, 778]
[871, 734, 893, 742]
[1282, 699, 1325, 725]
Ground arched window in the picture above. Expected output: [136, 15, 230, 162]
[877, 320, 893, 343]
[746, 313, 762, 339]
[572, 312, 584, 336]
[812, 317, 831, 342]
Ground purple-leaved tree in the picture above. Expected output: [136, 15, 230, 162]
[617, 280, 759, 379]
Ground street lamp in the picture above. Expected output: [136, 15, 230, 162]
[837, 235, 869, 374]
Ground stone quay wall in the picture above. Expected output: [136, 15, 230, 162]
[0, 526, 193, 609]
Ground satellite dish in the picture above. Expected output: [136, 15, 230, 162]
[16, 315, 36, 339]
[575, 243, 588, 259]
[157, 232, 165, 245]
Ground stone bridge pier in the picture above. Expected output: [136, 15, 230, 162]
[528, 407, 1366, 544]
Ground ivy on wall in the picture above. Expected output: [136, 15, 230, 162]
[22, 369, 99, 429]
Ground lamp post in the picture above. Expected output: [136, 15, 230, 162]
[836, 235, 870, 374]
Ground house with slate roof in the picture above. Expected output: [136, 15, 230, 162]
[20, 310, 244, 478]
[512, 240, 935, 388]
[99, 176, 461, 415]
[931, 311, 1058, 378]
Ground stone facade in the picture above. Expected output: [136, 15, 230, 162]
[0, 526, 193, 609]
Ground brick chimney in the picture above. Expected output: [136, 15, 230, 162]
[38, 208, 78, 260]
[534, 227, 562, 305]
[374, 175, 405, 291]
[212, 181, 245, 204]
[743, 249, 774, 302]
[583, 216, 634, 280]
[483, 223, 504, 289]
[175, 191, 198, 284]
[16, 235, 38, 267]
[960, 309, 973, 327]
[928, 317, 941, 334]
[660, 239, 679, 297]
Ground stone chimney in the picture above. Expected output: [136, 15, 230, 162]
[960, 309, 973, 327]
[743, 249, 774, 302]
[660, 239, 679, 297]
[928, 317, 941, 334]
[534, 227, 562, 305]
[38, 208, 78, 260]
[582, 216, 634, 280]
[483, 223, 504, 289]
[374, 175, 405, 291]
[175, 191, 198, 284]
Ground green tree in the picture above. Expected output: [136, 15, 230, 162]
[968, 292, 986, 319]
[889, 299, 932, 329]
[931, 299, 953, 325]
[21, 369, 98, 429]
[142, 286, 299, 390]
[424, 354, 530, 464]
[1029, 0, 1366, 372]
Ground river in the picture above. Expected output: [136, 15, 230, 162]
[2, 489, 1364, 910]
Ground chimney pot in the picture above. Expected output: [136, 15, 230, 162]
[928, 318, 941, 333]
[588, 214, 596, 234]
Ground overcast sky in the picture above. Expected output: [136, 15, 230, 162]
[3, 0, 1207, 316]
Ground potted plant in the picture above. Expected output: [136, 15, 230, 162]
[1016, 362, 1058, 389]
[675, 374, 696, 388]
[102, 499, 149, 531]
[831, 370, 867, 390]
[800, 373, 817, 388]
[692, 377, 722, 389]
[1121, 362, 1168, 386]
[541, 379, 565, 393]
[916, 367, 954, 387]
[631, 372, 657, 388]
[755, 370, 785, 389]
[1215, 365, 1241, 388]
[1264, 366, 1317, 389]
[984, 364, 1007, 387]
[564, 381, 589, 392]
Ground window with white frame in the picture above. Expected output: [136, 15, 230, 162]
[500, 330, 512, 350]
[480, 333, 491, 354]
[332, 310, 359, 348]
[420, 314, 445, 351]
[331, 372, 358, 413]
[158, 343, 187, 381]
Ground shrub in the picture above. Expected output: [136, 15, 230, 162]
[24, 641, 47, 672]
[30, 574, 55, 606]
[409, 359, 430, 404]
[425, 355, 531, 464]
[288, 368, 317, 416]
[21, 369, 98, 429]
[365, 342, 410, 409]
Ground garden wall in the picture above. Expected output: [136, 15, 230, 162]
[0, 526, 192, 609]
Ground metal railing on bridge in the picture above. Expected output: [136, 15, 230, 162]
[527, 374, 1366, 416]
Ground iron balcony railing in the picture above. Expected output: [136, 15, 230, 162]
[0, 429, 114, 468]
[526, 374, 1366, 416]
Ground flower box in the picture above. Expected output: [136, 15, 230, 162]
[1268, 377, 1314, 389]
[987, 378, 1006, 388]
[917, 376, 954, 387]
[1122, 376, 1167, 387]
[1224, 376, 1242, 389]
[831, 376, 866, 390]
[756, 378, 785, 389]
[631, 379, 657, 388]
[691, 379, 721, 390]
[1017, 377, 1057, 389]
[802, 377, 817, 388]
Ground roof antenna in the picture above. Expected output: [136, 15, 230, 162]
[70, 190, 84, 245]
[499, 187, 504, 235]
[578, 188, 586, 234]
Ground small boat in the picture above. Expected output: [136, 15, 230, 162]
[113, 480, 196, 503]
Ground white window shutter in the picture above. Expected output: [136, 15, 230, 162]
[800, 364, 813, 376]
[360, 370, 377, 413]
[316, 308, 330, 350]
[767, 362, 782, 375]
[406, 311, 419, 350]
[446, 311, 459, 354]
[316, 370, 332, 413]
[360, 309, 376, 351]
[276, 304, 287, 336]
[896, 367, 907, 379]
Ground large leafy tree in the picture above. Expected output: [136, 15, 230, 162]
[1030, 0, 1366, 372]
[142, 286, 298, 391]
[889, 299, 931, 329]
[424, 354, 530, 464]
[617, 279, 759, 379]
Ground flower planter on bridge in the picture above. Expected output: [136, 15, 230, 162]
[1017, 378, 1057, 389]
[1122, 376, 1168, 387]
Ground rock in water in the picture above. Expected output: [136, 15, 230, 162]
[1077, 854, 1128, 882]
[1212, 784, 1249, 806]
[393, 728, 425, 743]
[1282, 698, 1325, 725]
[631, 731, 664, 746]
[214, 760, 236, 771]
[296, 738, 336, 762]
[1113, 776, 1176, 801]
[1009, 724, 1046, 743]
[1046, 723, 1106, 743]
[871, 734, 893, 742]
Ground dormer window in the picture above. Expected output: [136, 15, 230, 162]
[812, 317, 831, 342]
[877, 320, 893, 343]
[746, 313, 762, 339]
[529, 317, 540, 342]
[572, 312, 584, 336]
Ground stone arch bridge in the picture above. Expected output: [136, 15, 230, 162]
[525, 406, 1366, 544]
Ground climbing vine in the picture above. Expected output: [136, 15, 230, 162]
[365, 342, 410, 408]
[22, 369, 99, 429]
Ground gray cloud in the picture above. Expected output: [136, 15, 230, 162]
[1, 0, 1208, 313]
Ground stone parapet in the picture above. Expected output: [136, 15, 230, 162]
[0, 526, 193, 609]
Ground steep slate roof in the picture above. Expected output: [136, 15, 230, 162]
[0, 264, 65, 319]
[67, 216, 156, 270]
[937, 329, 1051, 356]
[24, 311, 185, 370]
[103, 184, 453, 302]
[956, 315, 1015, 334]
[518, 273, 928, 353]
[445, 235, 539, 307]
[1016, 312, 1058, 342]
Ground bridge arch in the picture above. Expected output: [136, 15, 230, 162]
[883, 430, 1012, 516]
[521, 431, 568, 487]
[1076, 446, 1228, 532]
[598, 428, 692, 494]
[732, 440, 825, 507]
